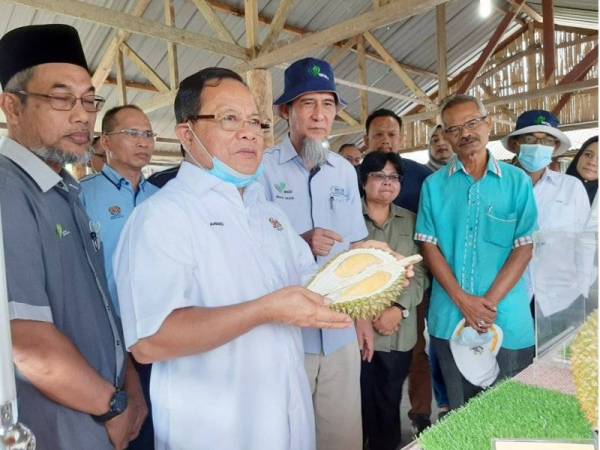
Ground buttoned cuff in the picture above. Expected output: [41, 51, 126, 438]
[513, 235, 534, 248]
[414, 233, 438, 245]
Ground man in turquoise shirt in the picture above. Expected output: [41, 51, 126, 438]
[415, 94, 538, 409]
[80, 104, 158, 450]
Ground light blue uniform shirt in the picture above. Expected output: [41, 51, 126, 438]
[259, 135, 368, 355]
[415, 152, 538, 349]
[80, 164, 158, 312]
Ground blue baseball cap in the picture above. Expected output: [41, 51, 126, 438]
[502, 110, 571, 156]
[274, 57, 347, 109]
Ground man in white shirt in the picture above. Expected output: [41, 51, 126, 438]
[503, 110, 590, 347]
[114, 67, 354, 450]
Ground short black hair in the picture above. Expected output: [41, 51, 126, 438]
[174, 67, 245, 124]
[101, 104, 144, 133]
[339, 143, 359, 153]
[359, 150, 404, 186]
[365, 109, 403, 134]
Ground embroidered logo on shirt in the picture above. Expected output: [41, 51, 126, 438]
[55, 224, 71, 239]
[108, 205, 123, 219]
[274, 182, 294, 200]
[210, 222, 224, 227]
[269, 217, 284, 231]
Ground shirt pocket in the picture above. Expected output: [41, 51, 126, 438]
[482, 208, 517, 248]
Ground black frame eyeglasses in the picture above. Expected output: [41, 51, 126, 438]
[10, 90, 106, 112]
[104, 129, 157, 140]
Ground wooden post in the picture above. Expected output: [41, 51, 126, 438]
[542, 0, 556, 86]
[436, 3, 448, 100]
[164, 0, 179, 90]
[246, 69, 274, 148]
[115, 47, 127, 105]
[356, 35, 369, 125]
[245, 0, 258, 58]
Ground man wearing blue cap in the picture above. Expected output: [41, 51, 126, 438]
[503, 110, 590, 347]
[259, 57, 370, 450]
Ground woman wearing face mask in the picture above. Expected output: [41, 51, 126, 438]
[567, 136, 598, 205]
[503, 110, 590, 349]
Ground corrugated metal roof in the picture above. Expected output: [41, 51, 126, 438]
[0, 0, 596, 154]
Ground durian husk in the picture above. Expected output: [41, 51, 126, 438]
[570, 310, 598, 428]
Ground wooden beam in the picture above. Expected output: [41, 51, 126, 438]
[120, 42, 170, 93]
[164, 0, 179, 90]
[506, 0, 542, 23]
[334, 77, 429, 104]
[246, 69, 274, 147]
[436, 3, 448, 100]
[235, 0, 448, 71]
[337, 110, 360, 127]
[245, 0, 259, 58]
[542, 0, 556, 85]
[259, 0, 295, 56]
[105, 77, 158, 92]
[91, 0, 151, 90]
[327, 37, 357, 67]
[190, 0, 236, 44]
[139, 91, 177, 113]
[115, 48, 127, 105]
[11, 0, 247, 60]
[356, 35, 369, 125]
[363, 31, 433, 106]
[458, 0, 525, 94]
[479, 83, 516, 120]
[551, 45, 598, 114]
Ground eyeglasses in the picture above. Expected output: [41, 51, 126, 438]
[368, 172, 402, 183]
[444, 116, 488, 138]
[10, 90, 106, 112]
[517, 134, 558, 146]
[187, 112, 271, 134]
[104, 129, 157, 140]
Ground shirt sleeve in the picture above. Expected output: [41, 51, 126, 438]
[347, 167, 368, 243]
[512, 175, 538, 248]
[0, 175, 53, 323]
[396, 215, 429, 310]
[414, 179, 438, 245]
[114, 198, 197, 349]
[573, 180, 591, 232]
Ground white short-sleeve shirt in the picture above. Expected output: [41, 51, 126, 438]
[114, 162, 317, 450]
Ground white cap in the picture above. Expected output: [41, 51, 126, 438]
[449, 319, 503, 388]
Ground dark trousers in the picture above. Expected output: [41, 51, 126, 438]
[407, 291, 432, 420]
[127, 360, 154, 450]
[429, 342, 449, 408]
[430, 336, 534, 410]
[361, 349, 413, 450]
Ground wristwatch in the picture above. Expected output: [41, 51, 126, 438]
[92, 389, 128, 422]
[392, 304, 410, 319]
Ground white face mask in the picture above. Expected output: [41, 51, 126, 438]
[185, 124, 263, 188]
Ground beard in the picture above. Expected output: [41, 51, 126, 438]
[300, 138, 330, 170]
[31, 146, 90, 167]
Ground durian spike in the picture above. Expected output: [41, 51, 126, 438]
[322, 254, 422, 300]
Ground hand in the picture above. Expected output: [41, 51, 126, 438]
[301, 228, 343, 257]
[105, 404, 136, 450]
[264, 286, 353, 329]
[124, 364, 148, 442]
[373, 306, 403, 336]
[456, 294, 497, 333]
[355, 319, 374, 362]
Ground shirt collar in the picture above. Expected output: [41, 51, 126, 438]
[0, 137, 62, 193]
[279, 134, 337, 168]
[447, 150, 502, 178]
[361, 198, 406, 219]
[102, 164, 151, 191]
[539, 167, 559, 185]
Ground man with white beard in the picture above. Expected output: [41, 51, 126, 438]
[259, 57, 371, 450]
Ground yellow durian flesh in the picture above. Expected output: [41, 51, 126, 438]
[334, 253, 382, 278]
[340, 271, 392, 300]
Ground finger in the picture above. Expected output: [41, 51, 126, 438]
[321, 229, 343, 242]
[300, 288, 327, 305]
[317, 307, 353, 323]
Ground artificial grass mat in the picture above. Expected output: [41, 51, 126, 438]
[418, 380, 594, 450]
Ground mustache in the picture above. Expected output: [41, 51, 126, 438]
[458, 136, 479, 146]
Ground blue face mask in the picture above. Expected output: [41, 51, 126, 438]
[186, 125, 264, 188]
[517, 143, 554, 173]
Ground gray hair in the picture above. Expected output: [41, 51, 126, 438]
[439, 94, 487, 126]
[4, 67, 37, 100]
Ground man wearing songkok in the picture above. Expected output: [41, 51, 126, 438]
[114, 67, 353, 450]
[0, 24, 145, 450]
[415, 94, 538, 409]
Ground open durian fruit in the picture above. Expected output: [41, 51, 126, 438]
[306, 248, 422, 319]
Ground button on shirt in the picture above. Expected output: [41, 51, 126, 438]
[80, 165, 158, 311]
[259, 135, 368, 355]
[527, 169, 591, 315]
[115, 162, 316, 450]
[0, 138, 125, 450]
[415, 153, 538, 350]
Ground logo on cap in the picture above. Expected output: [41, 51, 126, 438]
[535, 115, 549, 126]
[309, 64, 330, 80]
